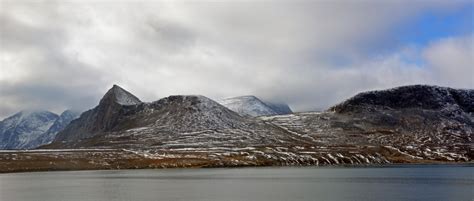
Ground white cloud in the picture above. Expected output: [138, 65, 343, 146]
[0, 1, 472, 118]
[423, 35, 474, 88]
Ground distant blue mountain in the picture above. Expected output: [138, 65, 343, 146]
[0, 110, 80, 149]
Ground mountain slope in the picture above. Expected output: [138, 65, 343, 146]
[218, 96, 292, 117]
[25, 110, 80, 148]
[53, 85, 142, 142]
[0, 111, 58, 149]
[51, 86, 302, 150]
[263, 85, 473, 162]
[32, 84, 471, 170]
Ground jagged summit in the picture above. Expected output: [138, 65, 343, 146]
[100, 84, 141, 106]
[218, 95, 292, 117]
[53, 85, 144, 142]
[330, 85, 474, 113]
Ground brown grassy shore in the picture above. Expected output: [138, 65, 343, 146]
[1, 149, 471, 173]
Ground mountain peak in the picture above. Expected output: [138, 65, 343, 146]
[100, 85, 141, 106]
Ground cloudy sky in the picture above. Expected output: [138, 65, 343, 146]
[0, 0, 473, 118]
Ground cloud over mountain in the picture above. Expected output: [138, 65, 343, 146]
[0, 0, 472, 118]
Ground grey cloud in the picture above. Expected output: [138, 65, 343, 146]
[0, 1, 472, 119]
[0, 2, 110, 117]
[144, 18, 197, 53]
[423, 35, 474, 88]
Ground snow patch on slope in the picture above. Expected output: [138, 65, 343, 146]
[218, 96, 279, 117]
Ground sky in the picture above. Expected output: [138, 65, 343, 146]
[0, 0, 473, 119]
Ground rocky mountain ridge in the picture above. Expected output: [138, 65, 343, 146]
[50, 86, 301, 150]
[53, 85, 143, 142]
[43, 84, 472, 166]
[1, 84, 471, 172]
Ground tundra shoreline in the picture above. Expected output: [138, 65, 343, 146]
[1, 149, 471, 174]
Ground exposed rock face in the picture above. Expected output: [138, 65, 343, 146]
[54, 85, 142, 142]
[0, 111, 58, 149]
[218, 95, 292, 117]
[100, 84, 141, 106]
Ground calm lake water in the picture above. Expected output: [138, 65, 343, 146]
[0, 165, 473, 201]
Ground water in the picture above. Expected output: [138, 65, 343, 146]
[0, 165, 473, 201]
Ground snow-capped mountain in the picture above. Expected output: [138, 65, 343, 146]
[51, 86, 297, 149]
[217, 95, 292, 117]
[0, 111, 58, 149]
[24, 110, 80, 148]
[11, 84, 465, 172]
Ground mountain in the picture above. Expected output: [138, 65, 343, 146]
[330, 85, 473, 114]
[263, 85, 473, 162]
[0, 111, 59, 149]
[24, 110, 80, 148]
[49, 85, 473, 164]
[53, 85, 142, 142]
[217, 95, 292, 117]
[3, 84, 471, 172]
[51, 86, 298, 149]
[101, 84, 142, 106]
